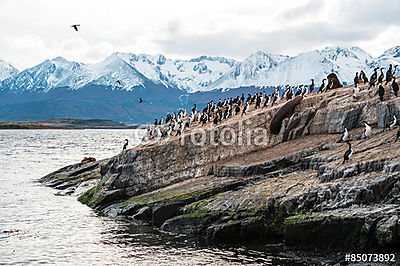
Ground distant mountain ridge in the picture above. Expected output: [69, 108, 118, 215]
[1, 45, 399, 124]
[1, 45, 399, 94]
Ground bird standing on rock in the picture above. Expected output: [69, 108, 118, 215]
[386, 64, 393, 84]
[338, 128, 349, 143]
[318, 79, 326, 93]
[360, 70, 368, 83]
[342, 142, 353, 164]
[241, 102, 249, 116]
[390, 115, 397, 130]
[363, 122, 372, 138]
[369, 67, 378, 88]
[309, 79, 315, 92]
[123, 139, 128, 150]
[378, 67, 385, 84]
[353, 85, 360, 100]
[354, 72, 359, 87]
[378, 83, 385, 101]
[392, 77, 399, 97]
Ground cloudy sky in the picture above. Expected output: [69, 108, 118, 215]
[1, 0, 400, 69]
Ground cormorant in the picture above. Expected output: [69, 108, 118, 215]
[338, 128, 349, 143]
[354, 72, 359, 87]
[378, 83, 385, 101]
[71, 24, 80, 31]
[369, 67, 378, 88]
[191, 104, 197, 114]
[386, 64, 393, 84]
[363, 121, 372, 138]
[309, 79, 315, 92]
[378, 67, 385, 84]
[342, 142, 353, 164]
[318, 79, 326, 93]
[295, 85, 303, 96]
[360, 70, 368, 83]
[390, 115, 397, 130]
[123, 139, 128, 150]
[235, 104, 241, 115]
[392, 77, 399, 97]
[241, 102, 249, 116]
[353, 85, 360, 99]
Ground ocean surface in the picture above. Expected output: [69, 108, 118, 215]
[0, 129, 312, 265]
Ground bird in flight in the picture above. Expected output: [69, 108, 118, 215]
[71, 24, 80, 31]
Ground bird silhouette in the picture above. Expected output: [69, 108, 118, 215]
[117, 80, 122, 86]
[123, 139, 128, 150]
[139, 98, 144, 103]
[71, 24, 80, 31]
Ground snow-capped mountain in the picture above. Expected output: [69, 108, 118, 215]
[115, 52, 236, 92]
[1, 55, 149, 93]
[0, 59, 19, 81]
[208, 51, 288, 90]
[2, 45, 400, 94]
[208, 46, 399, 90]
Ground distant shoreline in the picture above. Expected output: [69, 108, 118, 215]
[0, 118, 144, 130]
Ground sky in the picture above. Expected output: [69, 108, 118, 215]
[1, 0, 400, 70]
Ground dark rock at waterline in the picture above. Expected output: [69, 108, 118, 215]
[40, 81, 400, 253]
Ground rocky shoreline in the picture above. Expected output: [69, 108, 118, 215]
[40, 81, 400, 258]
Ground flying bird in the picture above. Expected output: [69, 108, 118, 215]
[71, 24, 80, 31]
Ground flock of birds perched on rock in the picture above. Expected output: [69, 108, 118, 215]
[143, 74, 344, 141]
[118, 55, 399, 167]
[69, 24, 399, 165]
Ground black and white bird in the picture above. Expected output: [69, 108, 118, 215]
[71, 24, 80, 31]
[353, 85, 360, 99]
[318, 79, 326, 93]
[342, 142, 353, 164]
[338, 128, 349, 143]
[390, 115, 397, 130]
[123, 139, 128, 150]
[241, 102, 249, 116]
[360, 70, 368, 83]
[354, 72, 359, 87]
[309, 79, 315, 92]
[363, 121, 372, 138]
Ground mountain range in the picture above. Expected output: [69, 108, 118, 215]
[1, 46, 399, 124]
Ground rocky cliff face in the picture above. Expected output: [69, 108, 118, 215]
[41, 79, 400, 254]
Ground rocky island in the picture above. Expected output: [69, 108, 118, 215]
[40, 79, 400, 259]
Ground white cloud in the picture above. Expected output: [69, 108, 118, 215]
[0, 0, 399, 69]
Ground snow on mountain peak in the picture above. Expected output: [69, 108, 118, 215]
[2, 45, 400, 94]
[0, 59, 19, 81]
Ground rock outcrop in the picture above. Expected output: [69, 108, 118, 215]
[41, 78, 400, 255]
